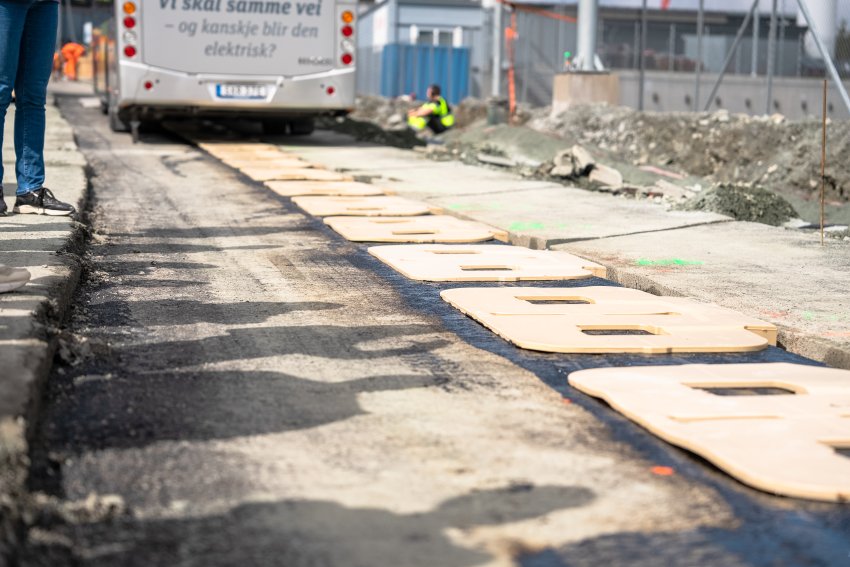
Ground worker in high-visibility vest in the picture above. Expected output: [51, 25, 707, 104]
[60, 41, 85, 81]
[407, 84, 455, 134]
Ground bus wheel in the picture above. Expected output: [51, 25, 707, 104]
[289, 118, 315, 136]
[262, 119, 288, 136]
[108, 106, 131, 133]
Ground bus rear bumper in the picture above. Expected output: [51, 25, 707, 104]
[115, 63, 355, 119]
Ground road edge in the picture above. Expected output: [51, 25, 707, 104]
[0, 95, 91, 567]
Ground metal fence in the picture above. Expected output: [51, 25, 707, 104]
[484, 0, 850, 114]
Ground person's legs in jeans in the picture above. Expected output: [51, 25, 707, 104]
[0, 2, 34, 286]
[14, 0, 58, 195]
[0, 0, 29, 213]
[9, 0, 75, 216]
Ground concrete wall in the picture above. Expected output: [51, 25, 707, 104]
[617, 70, 850, 120]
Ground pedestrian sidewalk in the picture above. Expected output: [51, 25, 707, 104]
[1, 99, 88, 554]
[284, 134, 850, 370]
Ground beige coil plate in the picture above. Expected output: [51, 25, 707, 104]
[226, 158, 312, 170]
[325, 215, 501, 243]
[293, 196, 433, 217]
[199, 143, 282, 157]
[440, 286, 776, 353]
[241, 166, 338, 181]
[266, 180, 388, 197]
[369, 244, 606, 281]
[244, 168, 352, 182]
[569, 363, 850, 502]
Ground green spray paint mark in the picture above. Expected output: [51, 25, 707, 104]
[635, 258, 704, 267]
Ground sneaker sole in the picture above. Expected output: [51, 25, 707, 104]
[13, 205, 74, 216]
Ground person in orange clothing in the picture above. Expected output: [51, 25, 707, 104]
[60, 40, 84, 81]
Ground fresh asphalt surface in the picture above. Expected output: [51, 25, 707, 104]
[20, 97, 850, 566]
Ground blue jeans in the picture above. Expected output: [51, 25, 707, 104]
[0, 0, 59, 196]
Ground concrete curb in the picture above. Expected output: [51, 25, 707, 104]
[0, 98, 90, 565]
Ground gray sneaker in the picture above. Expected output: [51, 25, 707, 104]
[0, 265, 31, 293]
[14, 187, 75, 216]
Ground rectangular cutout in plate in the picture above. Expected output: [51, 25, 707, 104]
[460, 265, 515, 272]
[832, 446, 850, 459]
[581, 328, 659, 336]
[694, 386, 797, 396]
[523, 298, 591, 305]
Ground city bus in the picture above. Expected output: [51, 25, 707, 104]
[92, 0, 356, 138]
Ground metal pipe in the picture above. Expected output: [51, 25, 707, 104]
[638, 0, 647, 110]
[766, 0, 778, 114]
[576, 0, 599, 71]
[796, 0, 850, 114]
[751, 3, 759, 76]
[703, 0, 759, 111]
[491, 2, 503, 97]
[821, 79, 827, 247]
[694, 0, 704, 111]
[668, 22, 676, 71]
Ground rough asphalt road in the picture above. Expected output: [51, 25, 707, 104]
[19, 98, 850, 566]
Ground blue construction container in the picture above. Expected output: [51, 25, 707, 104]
[380, 44, 470, 105]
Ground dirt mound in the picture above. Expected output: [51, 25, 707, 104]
[528, 105, 850, 206]
[679, 183, 799, 226]
[319, 115, 424, 149]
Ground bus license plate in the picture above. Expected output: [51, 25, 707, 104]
[216, 84, 268, 100]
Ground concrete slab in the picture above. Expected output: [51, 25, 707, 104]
[427, 187, 731, 248]
[555, 222, 850, 369]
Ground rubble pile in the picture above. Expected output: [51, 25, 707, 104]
[678, 183, 799, 226]
[527, 105, 850, 206]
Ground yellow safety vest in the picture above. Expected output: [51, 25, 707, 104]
[427, 97, 455, 128]
[408, 97, 456, 132]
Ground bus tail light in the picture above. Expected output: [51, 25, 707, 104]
[121, 2, 138, 58]
[339, 10, 354, 66]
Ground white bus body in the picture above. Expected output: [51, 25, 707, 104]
[94, 0, 356, 136]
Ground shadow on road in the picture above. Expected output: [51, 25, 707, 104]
[28, 485, 595, 567]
